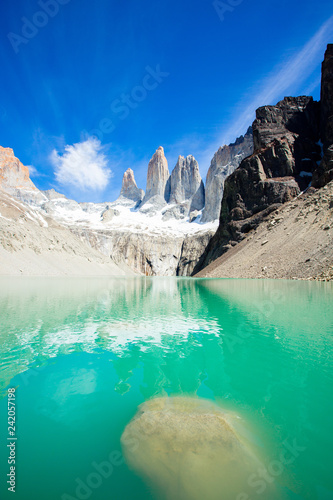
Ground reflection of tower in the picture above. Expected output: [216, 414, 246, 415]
[112, 349, 142, 395]
[97, 278, 241, 403]
[139, 351, 169, 400]
[191, 280, 233, 400]
[105, 279, 227, 400]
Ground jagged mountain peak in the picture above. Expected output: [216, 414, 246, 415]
[253, 95, 319, 151]
[0, 146, 37, 193]
[119, 168, 144, 203]
[140, 146, 170, 206]
[168, 155, 205, 213]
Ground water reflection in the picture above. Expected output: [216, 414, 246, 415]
[0, 277, 222, 394]
[0, 277, 333, 498]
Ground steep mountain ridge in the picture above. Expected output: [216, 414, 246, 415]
[119, 168, 144, 203]
[0, 146, 38, 193]
[195, 181, 333, 280]
[168, 155, 205, 213]
[194, 44, 333, 278]
[0, 146, 218, 276]
[202, 127, 253, 222]
[313, 43, 333, 187]
[3, 45, 332, 278]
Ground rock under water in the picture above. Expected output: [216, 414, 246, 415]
[121, 397, 281, 500]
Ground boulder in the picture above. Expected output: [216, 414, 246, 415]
[101, 207, 120, 222]
[121, 397, 277, 500]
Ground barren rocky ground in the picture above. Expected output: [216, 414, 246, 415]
[195, 182, 333, 281]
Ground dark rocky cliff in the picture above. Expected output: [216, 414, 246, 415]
[193, 45, 332, 274]
[313, 44, 333, 187]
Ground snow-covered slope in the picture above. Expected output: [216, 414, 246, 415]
[41, 191, 217, 236]
[0, 190, 133, 276]
[14, 188, 217, 276]
[0, 144, 226, 276]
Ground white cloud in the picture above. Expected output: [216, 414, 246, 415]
[50, 137, 112, 191]
[27, 164, 39, 177]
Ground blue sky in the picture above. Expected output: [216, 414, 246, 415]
[0, 0, 333, 202]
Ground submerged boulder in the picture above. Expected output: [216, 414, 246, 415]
[121, 397, 278, 500]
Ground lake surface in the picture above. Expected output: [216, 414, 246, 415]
[0, 277, 332, 500]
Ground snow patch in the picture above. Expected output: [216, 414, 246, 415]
[39, 198, 218, 237]
[0, 212, 11, 221]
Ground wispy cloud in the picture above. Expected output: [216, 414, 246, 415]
[219, 16, 333, 146]
[197, 16, 333, 176]
[27, 164, 39, 177]
[50, 137, 112, 191]
[300, 76, 322, 97]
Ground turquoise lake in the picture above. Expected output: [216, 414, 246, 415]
[0, 277, 332, 500]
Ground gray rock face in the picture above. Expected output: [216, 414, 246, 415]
[42, 189, 67, 201]
[320, 44, 333, 148]
[168, 155, 205, 213]
[73, 226, 215, 277]
[162, 203, 188, 221]
[141, 146, 170, 205]
[119, 168, 144, 202]
[201, 127, 253, 222]
[101, 207, 120, 222]
[177, 231, 215, 275]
